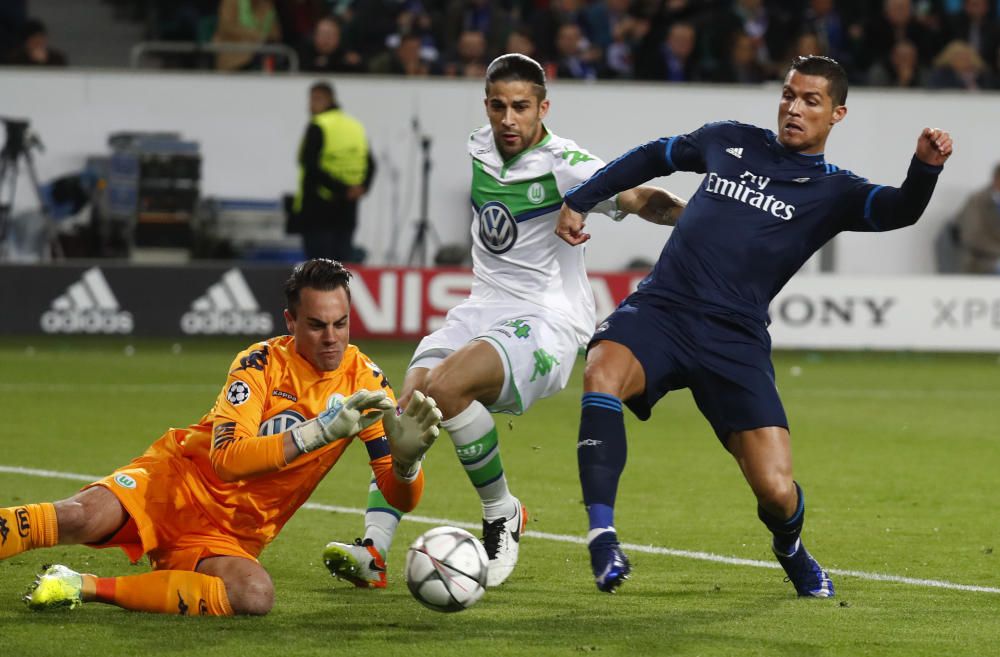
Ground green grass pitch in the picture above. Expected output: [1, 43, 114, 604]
[0, 337, 997, 657]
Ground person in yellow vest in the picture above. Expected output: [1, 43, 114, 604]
[295, 81, 376, 262]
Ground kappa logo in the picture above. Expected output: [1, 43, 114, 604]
[725, 147, 743, 159]
[477, 201, 518, 255]
[181, 269, 273, 335]
[40, 267, 133, 334]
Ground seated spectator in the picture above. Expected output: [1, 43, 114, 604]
[928, 39, 991, 89]
[637, 21, 703, 82]
[551, 22, 600, 81]
[442, 29, 488, 78]
[3, 19, 67, 66]
[368, 32, 433, 76]
[444, 0, 509, 60]
[277, 0, 327, 49]
[789, 31, 827, 60]
[299, 15, 363, 72]
[505, 29, 537, 59]
[955, 162, 1000, 274]
[861, 0, 940, 71]
[714, 30, 767, 84]
[802, 0, 852, 65]
[867, 39, 926, 87]
[946, 0, 1000, 74]
[213, 0, 283, 71]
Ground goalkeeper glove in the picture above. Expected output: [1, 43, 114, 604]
[383, 390, 442, 479]
[291, 389, 392, 454]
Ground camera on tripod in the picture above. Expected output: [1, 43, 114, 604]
[1, 117, 44, 159]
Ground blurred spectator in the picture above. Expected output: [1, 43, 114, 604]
[505, 29, 537, 59]
[861, 0, 940, 71]
[928, 39, 991, 88]
[588, 0, 647, 79]
[867, 39, 927, 87]
[299, 15, 363, 72]
[369, 32, 433, 75]
[442, 29, 488, 78]
[213, 0, 282, 71]
[708, 0, 791, 77]
[637, 21, 703, 82]
[444, 0, 510, 60]
[946, 0, 1000, 73]
[801, 0, 852, 65]
[531, 0, 592, 63]
[714, 30, 767, 83]
[295, 81, 375, 262]
[338, 0, 402, 61]
[955, 162, 1000, 274]
[3, 19, 67, 67]
[551, 23, 600, 80]
[0, 0, 28, 59]
[277, 0, 328, 49]
[789, 31, 827, 60]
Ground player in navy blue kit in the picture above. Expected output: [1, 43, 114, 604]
[555, 55, 954, 595]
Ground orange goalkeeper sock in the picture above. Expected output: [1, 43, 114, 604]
[88, 571, 233, 616]
[0, 503, 58, 560]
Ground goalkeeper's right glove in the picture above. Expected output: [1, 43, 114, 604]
[382, 390, 442, 479]
[291, 389, 392, 454]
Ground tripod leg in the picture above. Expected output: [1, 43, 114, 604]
[22, 151, 63, 260]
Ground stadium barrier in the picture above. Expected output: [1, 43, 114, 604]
[1, 264, 997, 351]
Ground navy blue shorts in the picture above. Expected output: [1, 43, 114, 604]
[589, 293, 788, 443]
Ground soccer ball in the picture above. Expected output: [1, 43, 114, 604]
[405, 526, 488, 612]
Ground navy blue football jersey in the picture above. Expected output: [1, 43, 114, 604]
[565, 121, 943, 326]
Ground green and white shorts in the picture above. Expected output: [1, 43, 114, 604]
[408, 299, 583, 415]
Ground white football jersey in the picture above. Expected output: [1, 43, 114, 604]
[467, 125, 617, 345]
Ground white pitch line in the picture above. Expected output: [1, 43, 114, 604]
[2, 464, 998, 595]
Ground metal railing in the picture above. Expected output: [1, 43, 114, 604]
[129, 41, 299, 72]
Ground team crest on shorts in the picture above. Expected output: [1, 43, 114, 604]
[114, 473, 137, 489]
[227, 380, 251, 406]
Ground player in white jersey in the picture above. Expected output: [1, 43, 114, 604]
[323, 54, 685, 588]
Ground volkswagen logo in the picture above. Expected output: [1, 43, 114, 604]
[478, 201, 517, 254]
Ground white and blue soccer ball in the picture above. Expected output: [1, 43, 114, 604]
[405, 526, 488, 613]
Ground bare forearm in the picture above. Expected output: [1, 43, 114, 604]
[617, 186, 687, 226]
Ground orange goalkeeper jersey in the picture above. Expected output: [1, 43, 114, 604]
[139, 335, 421, 557]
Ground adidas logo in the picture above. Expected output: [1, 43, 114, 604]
[40, 267, 133, 334]
[725, 147, 743, 159]
[181, 268, 274, 335]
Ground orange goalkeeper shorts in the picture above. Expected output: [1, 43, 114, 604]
[83, 448, 258, 572]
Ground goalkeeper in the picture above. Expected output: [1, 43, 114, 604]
[0, 258, 442, 616]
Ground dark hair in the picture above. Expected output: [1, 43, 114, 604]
[22, 19, 46, 39]
[788, 55, 848, 106]
[485, 53, 547, 100]
[310, 80, 335, 99]
[284, 258, 352, 317]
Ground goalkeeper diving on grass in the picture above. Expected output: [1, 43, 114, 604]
[0, 259, 442, 616]
[323, 53, 686, 589]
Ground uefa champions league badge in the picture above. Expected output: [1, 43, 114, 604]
[226, 380, 251, 406]
[326, 393, 345, 413]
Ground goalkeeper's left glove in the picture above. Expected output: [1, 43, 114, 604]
[383, 390, 442, 479]
[291, 389, 392, 454]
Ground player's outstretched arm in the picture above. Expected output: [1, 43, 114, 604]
[915, 127, 953, 167]
[383, 390, 443, 479]
[616, 186, 687, 226]
[555, 203, 590, 245]
[289, 389, 392, 456]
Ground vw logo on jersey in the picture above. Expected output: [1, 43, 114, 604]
[478, 201, 517, 254]
[258, 410, 307, 437]
[527, 182, 545, 204]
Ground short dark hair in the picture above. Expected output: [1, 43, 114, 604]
[284, 258, 352, 317]
[788, 55, 848, 106]
[310, 81, 335, 100]
[485, 54, 547, 101]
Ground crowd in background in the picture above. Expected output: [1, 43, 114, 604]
[3, 0, 1000, 90]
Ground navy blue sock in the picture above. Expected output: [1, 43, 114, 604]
[758, 481, 805, 555]
[578, 393, 627, 533]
